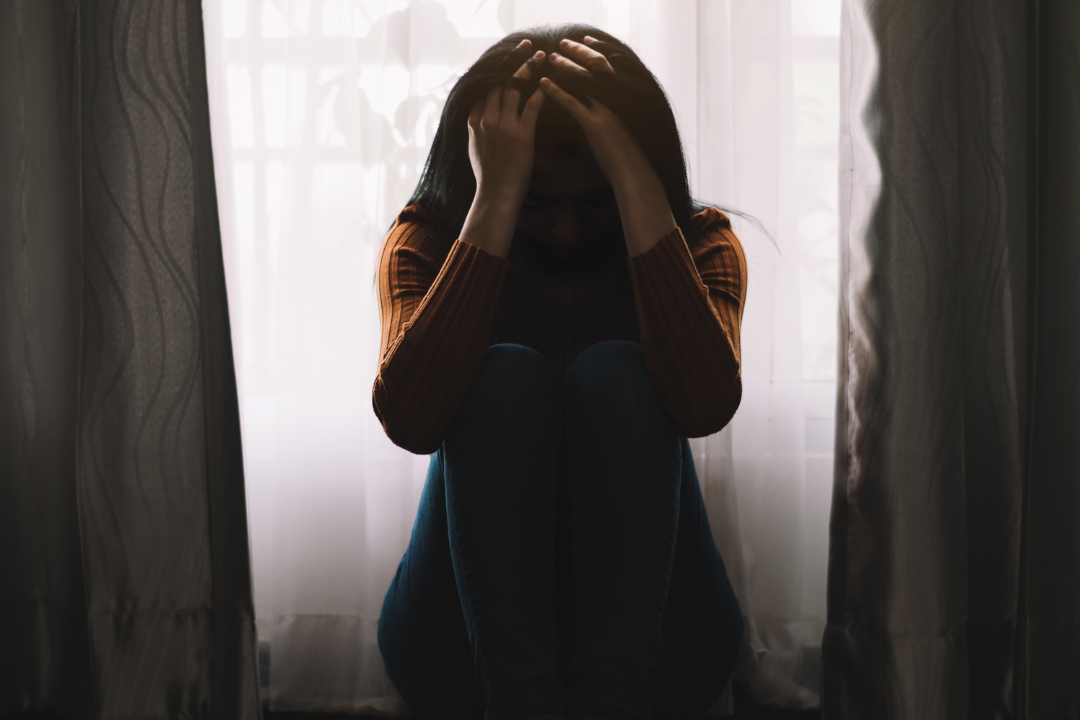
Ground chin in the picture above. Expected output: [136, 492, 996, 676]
[548, 243, 581, 257]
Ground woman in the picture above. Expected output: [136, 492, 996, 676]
[373, 23, 746, 720]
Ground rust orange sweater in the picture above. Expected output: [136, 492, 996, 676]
[372, 203, 748, 455]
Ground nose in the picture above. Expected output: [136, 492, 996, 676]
[551, 203, 580, 246]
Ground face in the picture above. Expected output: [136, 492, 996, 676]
[516, 119, 621, 260]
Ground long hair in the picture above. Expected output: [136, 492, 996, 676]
[374, 23, 763, 288]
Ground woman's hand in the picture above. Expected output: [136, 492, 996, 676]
[539, 37, 652, 189]
[467, 39, 547, 206]
[458, 39, 547, 259]
[541, 37, 677, 257]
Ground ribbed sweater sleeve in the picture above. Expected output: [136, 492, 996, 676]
[625, 208, 748, 437]
[372, 218, 510, 454]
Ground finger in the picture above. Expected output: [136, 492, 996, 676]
[504, 50, 545, 114]
[468, 97, 484, 129]
[520, 84, 547, 127]
[483, 84, 502, 125]
[547, 52, 591, 78]
[512, 50, 545, 81]
[559, 37, 615, 74]
[539, 77, 590, 123]
[516, 38, 532, 50]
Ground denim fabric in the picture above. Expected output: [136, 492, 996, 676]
[378, 341, 743, 720]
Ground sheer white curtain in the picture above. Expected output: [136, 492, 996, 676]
[202, 0, 839, 713]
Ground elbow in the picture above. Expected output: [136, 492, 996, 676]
[396, 434, 444, 456]
[372, 381, 445, 455]
[720, 372, 743, 428]
[384, 418, 444, 455]
[673, 373, 742, 438]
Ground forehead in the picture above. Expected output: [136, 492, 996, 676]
[536, 101, 586, 144]
[529, 103, 610, 197]
[530, 136, 608, 198]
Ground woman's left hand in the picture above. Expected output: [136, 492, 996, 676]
[540, 36, 677, 257]
[539, 37, 654, 189]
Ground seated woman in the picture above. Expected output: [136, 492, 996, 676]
[372, 23, 747, 720]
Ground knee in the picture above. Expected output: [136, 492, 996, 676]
[472, 343, 559, 399]
[563, 340, 663, 422]
[450, 343, 561, 436]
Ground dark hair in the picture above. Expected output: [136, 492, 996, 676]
[374, 23, 764, 289]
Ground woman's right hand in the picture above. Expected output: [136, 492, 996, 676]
[467, 39, 548, 206]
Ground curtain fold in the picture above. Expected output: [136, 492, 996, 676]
[0, 1, 260, 717]
[824, 0, 1080, 717]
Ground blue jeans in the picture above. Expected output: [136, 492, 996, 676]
[378, 341, 743, 720]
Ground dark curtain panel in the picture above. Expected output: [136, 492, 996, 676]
[823, 0, 1079, 718]
[0, 1, 260, 718]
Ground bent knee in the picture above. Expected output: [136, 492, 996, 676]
[472, 343, 559, 398]
[563, 340, 659, 414]
[451, 343, 561, 433]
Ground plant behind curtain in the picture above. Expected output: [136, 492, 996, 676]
[203, 0, 840, 712]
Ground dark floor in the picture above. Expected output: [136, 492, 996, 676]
[728, 681, 820, 719]
[10, 681, 819, 720]
[262, 682, 820, 720]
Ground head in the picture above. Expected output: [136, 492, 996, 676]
[391, 24, 710, 253]
[518, 101, 620, 259]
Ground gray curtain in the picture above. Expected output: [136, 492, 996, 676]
[0, 1, 260, 718]
[824, 0, 1079, 718]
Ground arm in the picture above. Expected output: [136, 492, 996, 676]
[535, 42, 745, 434]
[372, 211, 510, 454]
[625, 208, 748, 437]
[374, 41, 550, 453]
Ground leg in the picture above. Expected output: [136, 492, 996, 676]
[650, 435, 743, 720]
[379, 449, 486, 720]
[380, 343, 568, 720]
[443, 343, 568, 720]
[561, 340, 683, 720]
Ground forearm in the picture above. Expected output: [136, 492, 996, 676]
[373, 224, 510, 453]
[458, 189, 521, 260]
[627, 231, 742, 436]
[610, 160, 677, 258]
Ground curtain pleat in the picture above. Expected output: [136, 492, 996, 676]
[0, 3, 95, 717]
[0, 1, 260, 717]
[1024, 2, 1080, 715]
[824, 0, 1080, 717]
